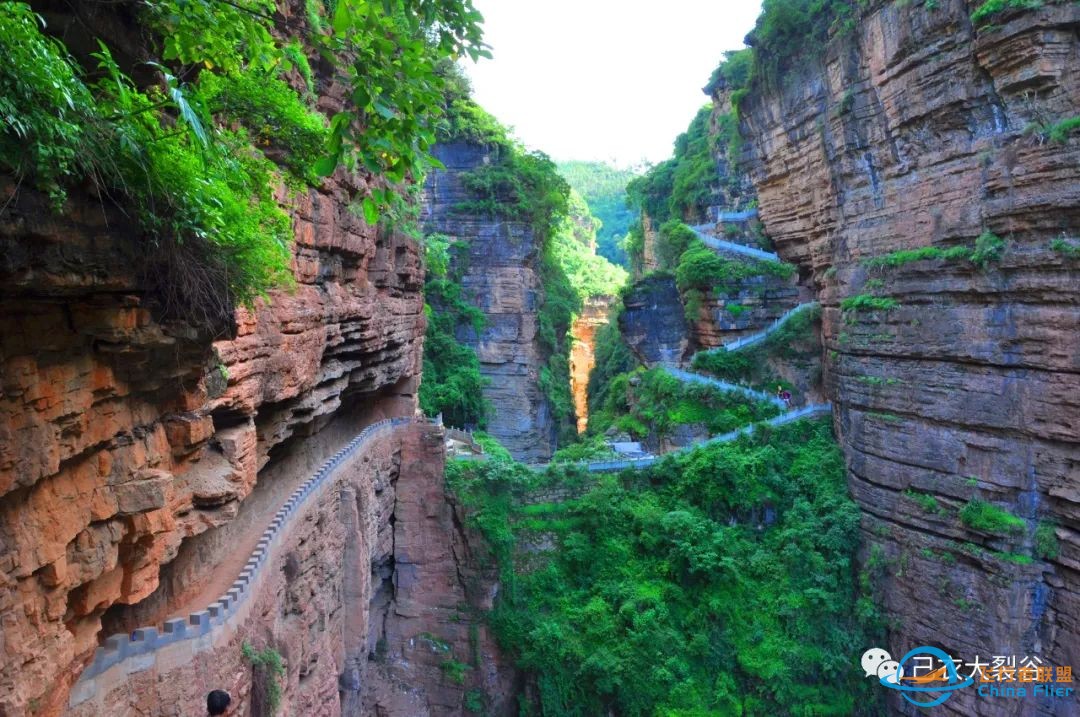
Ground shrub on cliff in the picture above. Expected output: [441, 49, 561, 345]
[587, 366, 782, 439]
[674, 239, 794, 293]
[626, 106, 716, 229]
[746, 0, 864, 83]
[1, 0, 489, 324]
[450, 419, 881, 715]
[959, 499, 1025, 535]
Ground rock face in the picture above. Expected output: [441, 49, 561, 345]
[0, 151, 426, 711]
[683, 268, 801, 353]
[738, 2, 1080, 714]
[361, 423, 517, 716]
[0, 2, 434, 701]
[422, 142, 557, 462]
[619, 275, 689, 366]
[639, 214, 662, 277]
[569, 298, 613, 433]
[59, 422, 513, 717]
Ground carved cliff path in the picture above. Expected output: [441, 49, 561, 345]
[693, 301, 819, 356]
[69, 418, 415, 711]
[663, 366, 787, 408]
[528, 403, 833, 473]
[688, 220, 782, 263]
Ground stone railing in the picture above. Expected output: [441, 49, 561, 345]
[701, 302, 819, 355]
[688, 223, 781, 263]
[70, 416, 414, 706]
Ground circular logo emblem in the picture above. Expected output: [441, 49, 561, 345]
[879, 646, 974, 708]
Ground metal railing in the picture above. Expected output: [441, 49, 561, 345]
[71, 417, 415, 702]
[712, 208, 759, 222]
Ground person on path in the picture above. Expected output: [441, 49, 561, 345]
[207, 690, 232, 716]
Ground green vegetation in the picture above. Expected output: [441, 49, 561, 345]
[0, 0, 487, 324]
[1050, 237, 1080, 258]
[552, 193, 629, 299]
[692, 303, 821, 397]
[970, 231, 1006, 269]
[904, 489, 943, 515]
[971, 0, 1045, 25]
[588, 367, 782, 440]
[435, 94, 626, 439]
[745, 0, 865, 84]
[1035, 520, 1060, 560]
[474, 431, 514, 463]
[1046, 116, 1080, 143]
[241, 642, 285, 715]
[704, 48, 754, 96]
[420, 234, 489, 427]
[457, 150, 570, 233]
[436, 62, 510, 148]
[448, 419, 879, 715]
[958, 499, 1025, 535]
[558, 161, 640, 267]
[657, 220, 699, 272]
[441, 658, 471, 685]
[550, 434, 618, 464]
[464, 689, 486, 713]
[676, 239, 795, 294]
[196, 70, 327, 184]
[840, 295, 900, 312]
[586, 309, 641, 424]
[627, 106, 718, 229]
[863, 245, 973, 270]
[995, 551, 1034, 565]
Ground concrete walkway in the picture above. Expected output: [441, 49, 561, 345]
[664, 366, 786, 408]
[688, 222, 781, 263]
[529, 403, 832, 474]
[695, 302, 819, 356]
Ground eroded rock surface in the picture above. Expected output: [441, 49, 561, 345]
[0, 165, 424, 711]
[738, 2, 1080, 714]
[569, 298, 613, 433]
[422, 142, 557, 462]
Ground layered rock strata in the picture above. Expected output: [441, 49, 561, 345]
[619, 275, 690, 366]
[569, 297, 613, 433]
[0, 162, 424, 712]
[738, 2, 1080, 714]
[422, 142, 557, 462]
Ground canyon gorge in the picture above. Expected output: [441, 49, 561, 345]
[0, 0, 1077, 716]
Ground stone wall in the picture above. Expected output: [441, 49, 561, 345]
[421, 142, 556, 462]
[739, 2, 1080, 714]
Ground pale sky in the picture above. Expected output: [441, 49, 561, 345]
[464, 1, 763, 167]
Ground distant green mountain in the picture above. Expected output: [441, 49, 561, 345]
[557, 160, 639, 268]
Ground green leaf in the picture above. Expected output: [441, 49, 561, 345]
[361, 196, 379, 224]
[313, 155, 338, 177]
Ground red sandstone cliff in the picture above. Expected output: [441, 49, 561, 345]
[0, 4, 513, 714]
[738, 2, 1080, 714]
